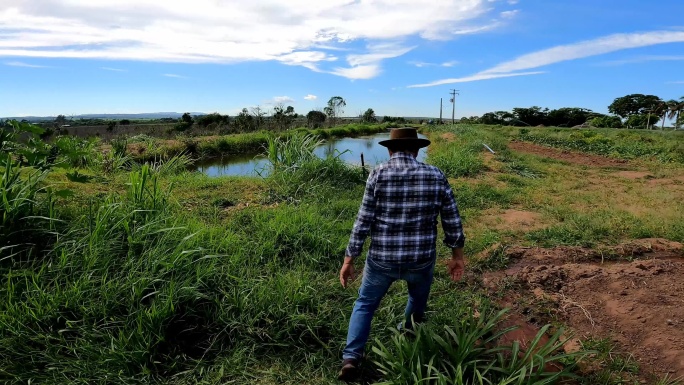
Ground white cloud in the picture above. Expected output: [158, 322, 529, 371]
[331, 42, 415, 79]
[481, 30, 684, 75]
[600, 55, 684, 66]
[409, 30, 684, 87]
[5, 61, 47, 68]
[272, 96, 295, 104]
[304, 94, 317, 101]
[668, 81, 684, 84]
[101, 67, 126, 72]
[409, 61, 432, 67]
[330, 64, 382, 80]
[500, 10, 519, 19]
[408, 71, 545, 88]
[162, 73, 187, 78]
[507, 0, 519, 4]
[409, 60, 459, 67]
[0, 0, 508, 80]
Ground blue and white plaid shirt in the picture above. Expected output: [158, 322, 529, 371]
[345, 152, 465, 264]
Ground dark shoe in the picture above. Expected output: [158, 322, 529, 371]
[337, 358, 360, 382]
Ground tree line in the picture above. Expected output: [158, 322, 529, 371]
[163, 96, 380, 133]
[460, 94, 684, 129]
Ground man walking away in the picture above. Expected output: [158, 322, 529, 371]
[338, 127, 466, 382]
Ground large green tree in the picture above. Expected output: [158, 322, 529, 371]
[234, 108, 254, 131]
[324, 96, 346, 127]
[546, 108, 596, 127]
[361, 108, 377, 123]
[306, 110, 326, 128]
[272, 105, 296, 130]
[668, 97, 684, 130]
[196, 113, 230, 129]
[512, 106, 547, 126]
[608, 94, 663, 119]
[625, 114, 660, 129]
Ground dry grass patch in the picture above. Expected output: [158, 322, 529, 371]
[479, 208, 549, 232]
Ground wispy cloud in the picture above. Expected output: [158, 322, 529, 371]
[330, 42, 416, 79]
[304, 94, 317, 101]
[668, 81, 684, 84]
[271, 96, 295, 104]
[500, 10, 519, 19]
[481, 30, 684, 75]
[600, 55, 684, 66]
[409, 71, 545, 88]
[410, 60, 459, 68]
[5, 60, 47, 68]
[101, 67, 127, 72]
[409, 30, 684, 87]
[162, 73, 187, 79]
[0, 0, 510, 80]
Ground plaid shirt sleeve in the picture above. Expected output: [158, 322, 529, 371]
[345, 169, 378, 258]
[440, 173, 465, 249]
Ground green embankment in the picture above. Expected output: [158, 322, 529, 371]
[127, 123, 405, 162]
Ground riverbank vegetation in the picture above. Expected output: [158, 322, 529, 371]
[2, 120, 683, 384]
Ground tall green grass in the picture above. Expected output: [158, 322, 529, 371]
[261, 134, 365, 203]
[372, 308, 581, 385]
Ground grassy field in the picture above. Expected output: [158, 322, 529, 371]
[2, 123, 683, 384]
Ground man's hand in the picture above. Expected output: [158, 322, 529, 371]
[340, 257, 356, 288]
[447, 248, 465, 282]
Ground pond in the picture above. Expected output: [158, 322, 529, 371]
[194, 132, 428, 177]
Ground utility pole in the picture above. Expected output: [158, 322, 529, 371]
[449, 89, 459, 125]
[439, 98, 443, 124]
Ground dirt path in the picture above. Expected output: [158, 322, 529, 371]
[483, 239, 684, 380]
[508, 141, 629, 168]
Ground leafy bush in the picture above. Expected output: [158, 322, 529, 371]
[0, 159, 52, 246]
[54, 136, 99, 168]
[111, 137, 128, 157]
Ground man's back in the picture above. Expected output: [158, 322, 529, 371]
[345, 152, 464, 264]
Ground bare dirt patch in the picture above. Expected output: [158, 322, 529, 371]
[509, 141, 629, 168]
[440, 132, 457, 142]
[480, 209, 546, 231]
[483, 239, 684, 380]
[615, 171, 654, 180]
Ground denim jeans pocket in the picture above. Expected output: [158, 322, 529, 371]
[407, 259, 434, 273]
[366, 257, 393, 272]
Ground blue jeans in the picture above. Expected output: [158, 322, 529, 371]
[342, 257, 435, 360]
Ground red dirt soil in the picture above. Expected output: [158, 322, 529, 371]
[508, 141, 629, 168]
[483, 239, 684, 380]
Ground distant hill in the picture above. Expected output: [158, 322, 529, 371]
[4, 112, 208, 121]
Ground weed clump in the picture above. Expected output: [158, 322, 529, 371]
[262, 134, 365, 202]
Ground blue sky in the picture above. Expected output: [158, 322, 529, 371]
[1, 0, 683, 118]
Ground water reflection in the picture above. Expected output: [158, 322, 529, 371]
[194, 132, 428, 177]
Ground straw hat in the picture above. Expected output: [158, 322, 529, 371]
[378, 127, 431, 149]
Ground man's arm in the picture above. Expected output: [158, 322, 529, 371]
[344, 170, 377, 259]
[439, 174, 465, 250]
[340, 171, 377, 288]
[439, 173, 466, 282]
